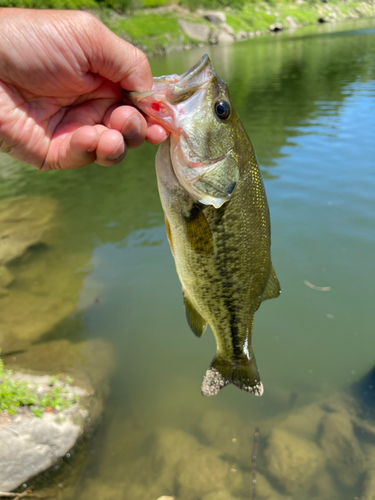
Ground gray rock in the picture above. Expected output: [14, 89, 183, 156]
[220, 23, 235, 36]
[234, 30, 248, 41]
[217, 30, 234, 44]
[320, 411, 366, 486]
[178, 20, 210, 42]
[265, 428, 325, 494]
[0, 415, 80, 491]
[209, 29, 219, 44]
[203, 11, 226, 25]
[270, 23, 283, 32]
[0, 372, 102, 492]
[285, 16, 299, 30]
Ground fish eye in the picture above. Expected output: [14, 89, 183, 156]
[214, 100, 230, 120]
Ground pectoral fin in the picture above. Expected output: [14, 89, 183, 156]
[183, 291, 207, 338]
[164, 216, 174, 256]
[261, 266, 281, 302]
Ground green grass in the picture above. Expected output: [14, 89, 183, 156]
[108, 11, 198, 52]
[0, 350, 76, 418]
[225, 13, 252, 33]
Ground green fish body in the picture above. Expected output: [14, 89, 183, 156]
[129, 55, 280, 396]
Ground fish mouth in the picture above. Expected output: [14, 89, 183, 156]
[176, 54, 211, 85]
[126, 54, 214, 130]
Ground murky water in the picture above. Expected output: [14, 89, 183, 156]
[1, 18, 375, 500]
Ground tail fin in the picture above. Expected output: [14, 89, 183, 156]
[201, 353, 263, 397]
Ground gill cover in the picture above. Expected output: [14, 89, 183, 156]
[128, 55, 239, 209]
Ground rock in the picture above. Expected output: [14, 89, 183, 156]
[234, 30, 248, 41]
[285, 16, 299, 29]
[209, 29, 219, 44]
[220, 23, 235, 36]
[217, 30, 234, 44]
[320, 411, 366, 486]
[0, 374, 90, 492]
[0, 196, 56, 265]
[277, 401, 326, 441]
[265, 428, 324, 494]
[178, 20, 210, 42]
[318, 17, 329, 23]
[0, 265, 14, 288]
[203, 11, 226, 25]
[363, 446, 375, 500]
[255, 472, 292, 500]
[314, 469, 341, 500]
[269, 23, 283, 32]
[198, 410, 253, 467]
[202, 491, 240, 500]
[153, 428, 244, 499]
[351, 363, 375, 417]
[0, 195, 98, 353]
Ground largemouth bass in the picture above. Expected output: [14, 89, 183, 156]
[129, 55, 280, 396]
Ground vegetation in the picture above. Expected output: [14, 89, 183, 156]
[0, 351, 76, 418]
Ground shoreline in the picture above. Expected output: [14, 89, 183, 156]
[98, 1, 375, 56]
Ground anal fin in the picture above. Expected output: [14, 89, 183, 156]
[261, 265, 281, 302]
[183, 291, 207, 338]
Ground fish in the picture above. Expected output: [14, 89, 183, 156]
[128, 54, 280, 396]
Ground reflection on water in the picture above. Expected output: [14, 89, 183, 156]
[1, 17, 375, 500]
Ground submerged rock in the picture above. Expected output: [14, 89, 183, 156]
[277, 400, 326, 441]
[0, 195, 98, 354]
[153, 427, 244, 499]
[202, 491, 241, 500]
[363, 446, 375, 500]
[264, 428, 324, 494]
[319, 411, 366, 486]
[0, 196, 56, 265]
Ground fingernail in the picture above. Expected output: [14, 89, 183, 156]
[107, 140, 125, 160]
[122, 115, 142, 140]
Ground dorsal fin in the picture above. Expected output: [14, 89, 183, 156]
[183, 291, 207, 338]
[261, 266, 281, 302]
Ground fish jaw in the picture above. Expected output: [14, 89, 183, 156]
[127, 54, 214, 134]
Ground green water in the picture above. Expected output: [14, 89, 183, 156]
[1, 18, 375, 500]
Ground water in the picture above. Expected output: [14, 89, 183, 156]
[1, 18, 375, 499]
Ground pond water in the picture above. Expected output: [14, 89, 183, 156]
[1, 17, 375, 500]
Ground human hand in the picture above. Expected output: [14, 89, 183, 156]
[0, 8, 168, 170]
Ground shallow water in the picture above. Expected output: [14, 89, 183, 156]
[1, 17, 375, 500]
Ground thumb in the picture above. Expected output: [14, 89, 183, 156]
[84, 16, 153, 93]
